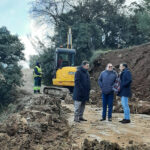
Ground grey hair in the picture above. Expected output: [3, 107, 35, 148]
[82, 60, 89, 66]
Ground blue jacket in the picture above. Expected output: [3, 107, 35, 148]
[73, 66, 90, 101]
[118, 68, 132, 97]
[98, 70, 117, 94]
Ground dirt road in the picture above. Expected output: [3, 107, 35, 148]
[62, 103, 150, 148]
[22, 69, 150, 149]
[21, 68, 44, 94]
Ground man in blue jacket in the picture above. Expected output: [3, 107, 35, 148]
[98, 63, 117, 121]
[118, 63, 132, 124]
[73, 61, 90, 123]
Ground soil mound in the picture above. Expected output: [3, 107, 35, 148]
[82, 139, 150, 150]
[90, 43, 150, 114]
[0, 95, 72, 150]
[91, 43, 150, 101]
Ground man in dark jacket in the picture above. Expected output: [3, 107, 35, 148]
[118, 63, 132, 124]
[33, 62, 42, 94]
[98, 63, 117, 121]
[73, 61, 90, 122]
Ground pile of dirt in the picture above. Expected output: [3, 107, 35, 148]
[114, 97, 150, 115]
[82, 139, 150, 150]
[64, 93, 74, 104]
[89, 90, 102, 106]
[90, 43, 150, 114]
[64, 89, 102, 106]
[0, 95, 73, 150]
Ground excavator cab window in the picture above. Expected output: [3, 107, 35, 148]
[56, 48, 76, 69]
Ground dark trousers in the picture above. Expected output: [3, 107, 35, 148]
[102, 93, 114, 119]
[34, 77, 41, 93]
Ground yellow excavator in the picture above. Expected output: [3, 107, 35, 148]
[43, 28, 77, 97]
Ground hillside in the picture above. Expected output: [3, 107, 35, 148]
[91, 43, 150, 102]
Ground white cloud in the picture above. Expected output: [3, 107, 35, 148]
[20, 35, 37, 68]
[20, 19, 54, 68]
[29, 19, 54, 45]
[20, 35, 37, 60]
[126, 0, 142, 5]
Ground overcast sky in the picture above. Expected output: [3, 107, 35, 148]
[0, 0, 140, 68]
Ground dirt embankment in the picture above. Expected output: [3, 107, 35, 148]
[82, 139, 150, 150]
[0, 94, 73, 150]
[90, 43, 150, 114]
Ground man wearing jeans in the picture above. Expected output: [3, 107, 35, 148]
[98, 63, 117, 121]
[118, 63, 132, 124]
[73, 61, 90, 123]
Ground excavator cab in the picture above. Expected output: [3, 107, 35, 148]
[52, 48, 77, 89]
[56, 48, 76, 69]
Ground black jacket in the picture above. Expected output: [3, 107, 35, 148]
[118, 68, 132, 97]
[73, 66, 90, 101]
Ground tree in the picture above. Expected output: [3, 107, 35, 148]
[39, 48, 55, 85]
[136, 11, 150, 43]
[125, 0, 150, 46]
[30, 0, 131, 65]
[30, 0, 75, 25]
[29, 55, 39, 68]
[30, 0, 150, 84]
[0, 26, 24, 105]
[29, 38, 55, 85]
[50, 0, 129, 64]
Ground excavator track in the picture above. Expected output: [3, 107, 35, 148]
[43, 86, 70, 99]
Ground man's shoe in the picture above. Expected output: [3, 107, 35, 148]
[108, 118, 112, 122]
[79, 118, 87, 121]
[121, 119, 131, 124]
[119, 119, 126, 123]
[37, 90, 41, 94]
[100, 118, 106, 121]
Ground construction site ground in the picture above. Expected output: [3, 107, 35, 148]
[20, 69, 150, 149]
[63, 102, 150, 148]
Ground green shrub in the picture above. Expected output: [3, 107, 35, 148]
[29, 55, 39, 68]
[0, 26, 24, 106]
[90, 49, 111, 64]
[39, 48, 55, 85]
